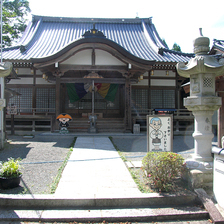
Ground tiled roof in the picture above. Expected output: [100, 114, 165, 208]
[211, 39, 224, 53]
[3, 15, 194, 63]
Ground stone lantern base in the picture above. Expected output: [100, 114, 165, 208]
[186, 161, 213, 189]
[183, 96, 221, 188]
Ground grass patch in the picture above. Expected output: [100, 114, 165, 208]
[50, 137, 77, 194]
[129, 167, 153, 193]
[109, 136, 127, 162]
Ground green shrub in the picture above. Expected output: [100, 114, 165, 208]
[142, 152, 185, 192]
[0, 158, 22, 178]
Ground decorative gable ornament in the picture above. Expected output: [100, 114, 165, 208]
[82, 24, 106, 38]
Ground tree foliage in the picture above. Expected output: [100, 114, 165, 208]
[1, 0, 31, 47]
[172, 43, 181, 52]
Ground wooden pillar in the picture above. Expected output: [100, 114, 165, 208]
[32, 68, 36, 131]
[32, 68, 36, 109]
[125, 76, 132, 132]
[55, 75, 61, 116]
[54, 75, 61, 131]
[216, 78, 224, 147]
[148, 70, 151, 111]
[218, 92, 224, 147]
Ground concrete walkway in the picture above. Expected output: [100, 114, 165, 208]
[55, 136, 141, 197]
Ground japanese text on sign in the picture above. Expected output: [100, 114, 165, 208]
[147, 115, 173, 152]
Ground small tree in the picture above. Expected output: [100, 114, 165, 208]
[172, 43, 181, 52]
[2, 0, 31, 47]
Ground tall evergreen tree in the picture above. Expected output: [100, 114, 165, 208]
[1, 0, 30, 47]
[172, 43, 181, 52]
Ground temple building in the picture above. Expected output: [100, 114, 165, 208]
[2, 15, 194, 133]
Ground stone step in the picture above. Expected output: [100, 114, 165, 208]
[0, 193, 197, 208]
[68, 118, 125, 132]
[0, 206, 209, 223]
[0, 220, 212, 224]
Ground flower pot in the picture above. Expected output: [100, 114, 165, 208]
[0, 175, 22, 189]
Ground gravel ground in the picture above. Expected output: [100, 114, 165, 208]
[0, 134, 75, 195]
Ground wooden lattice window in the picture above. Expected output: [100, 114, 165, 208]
[151, 89, 175, 109]
[8, 88, 32, 113]
[131, 89, 148, 110]
[36, 88, 55, 112]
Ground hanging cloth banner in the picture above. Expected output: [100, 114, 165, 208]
[66, 83, 118, 103]
[66, 83, 91, 103]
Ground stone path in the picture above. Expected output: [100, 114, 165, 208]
[55, 136, 141, 197]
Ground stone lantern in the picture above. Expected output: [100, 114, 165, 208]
[176, 32, 224, 187]
[0, 62, 12, 148]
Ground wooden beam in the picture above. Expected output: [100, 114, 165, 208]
[59, 65, 128, 72]
[60, 77, 127, 84]
[92, 49, 95, 66]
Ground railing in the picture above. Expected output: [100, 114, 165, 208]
[132, 108, 194, 134]
[131, 108, 193, 117]
[6, 107, 55, 133]
[6, 107, 55, 116]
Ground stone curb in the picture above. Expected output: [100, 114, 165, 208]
[195, 188, 224, 224]
[0, 192, 197, 208]
[0, 206, 209, 223]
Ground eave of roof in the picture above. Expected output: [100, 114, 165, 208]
[32, 15, 154, 24]
[31, 36, 156, 67]
[2, 15, 194, 64]
[210, 39, 224, 54]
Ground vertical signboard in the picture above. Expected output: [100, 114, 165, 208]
[147, 115, 173, 152]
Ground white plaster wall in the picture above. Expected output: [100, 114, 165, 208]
[8, 78, 33, 85]
[213, 153, 224, 209]
[152, 70, 175, 77]
[132, 72, 149, 86]
[16, 68, 32, 75]
[95, 50, 125, 65]
[60, 49, 126, 66]
[36, 78, 52, 85]
[132, 79, 148, 86]
[36, 70, 42, 75]
[8, 78, 52, 85]
[151, 79, 176, 86]
[61, 49, 92, 65]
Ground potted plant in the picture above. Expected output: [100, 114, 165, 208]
[0, 158, 22, 189]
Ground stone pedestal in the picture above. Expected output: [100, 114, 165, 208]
[185, 106, 218, 188]
[88, 115, 98, 133]
[176, 33, 224, 188]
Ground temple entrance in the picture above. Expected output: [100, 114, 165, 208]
[62, 81, 125, 132]
[64, 82, 123, 119]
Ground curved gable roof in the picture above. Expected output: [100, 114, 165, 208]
[210, 39, 224, 54]
[3, 15, 193, 63]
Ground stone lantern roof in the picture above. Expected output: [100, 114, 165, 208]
[177, 32, 224, 78]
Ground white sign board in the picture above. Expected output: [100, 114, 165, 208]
[7, 105, 17, 115]
[147, 115, 173, 152]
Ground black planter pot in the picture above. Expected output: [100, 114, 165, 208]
[0, 175, 22, 189]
